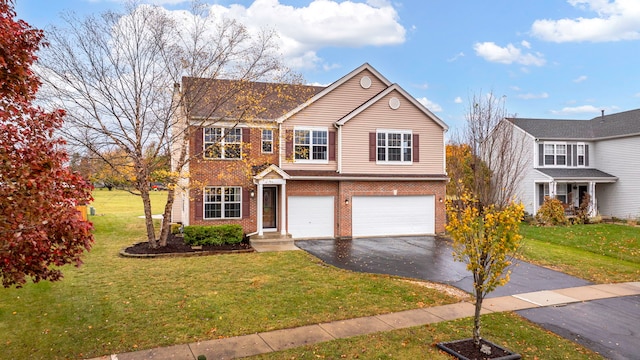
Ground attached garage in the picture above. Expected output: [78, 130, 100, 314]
[288, 196, 335, 238]
[352, 195, 435, 237]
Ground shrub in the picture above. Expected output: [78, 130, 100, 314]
[536, 197, 568, 226]
[183, 225, 243, 246]
[574, 193, 591, 224]
[170, 223, 183, 234]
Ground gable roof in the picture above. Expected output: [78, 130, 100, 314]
[275, 63, 392, 123]
[335, 83, 448, 130]
[508, 108, 640, 140]
[181, 77, 324, 120]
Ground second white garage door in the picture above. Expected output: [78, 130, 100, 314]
[352, 195, 435, 237]
[288, 196, 334, 238]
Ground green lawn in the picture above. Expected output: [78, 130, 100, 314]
[519, 223, 640, 283]
[0, 190, 456, 359]
[0, 191, 608, 359]
[250, 313, 601, 360]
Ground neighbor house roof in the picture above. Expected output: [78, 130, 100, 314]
[508, 108, 640, 140]
[181, 77, 324, 120]
[535, 168, 617, 182]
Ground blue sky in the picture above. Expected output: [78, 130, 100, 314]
[15, 0, 640, 131]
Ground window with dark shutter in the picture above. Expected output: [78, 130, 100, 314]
[194, 188, 203, 220]
[194, 127, 204, 159]
[538, 144, 544, 166]
[285, 129, 293, 160]
[242, 188, 250, 219]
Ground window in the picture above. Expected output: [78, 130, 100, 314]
[294, 128, 327, 161]
[204, 127, 242, 159]
[262, 129, 273, 153]
[543, 143, 566, 166]
[377, 130, 412, 163]
[577, 144, 585, 166]
[556, 185, 567, 203]
[204, 186, 241, 219]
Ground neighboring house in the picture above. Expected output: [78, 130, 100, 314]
[505, 108, 640, 219]
[171, 63, 449, 240]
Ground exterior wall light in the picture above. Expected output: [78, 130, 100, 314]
[250, 189, 255, 198]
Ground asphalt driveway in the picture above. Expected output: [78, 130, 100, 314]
[295, 236, 639, 359]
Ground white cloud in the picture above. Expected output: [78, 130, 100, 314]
[473, 42, 546, 66]
[447, 52, 465, 62]
[573, 75, 588, 83]
[454, 96, 463, 104]
[635, 92, 640, 98]
[417, 97, 442, 112]
[531, 0, 640, 42]
[510, 86, 521, 91]
[516, 92, 549, 100]
[521, 40, 531, 49]
[200, 0, 405, 69]
[551, 105, 600, 114]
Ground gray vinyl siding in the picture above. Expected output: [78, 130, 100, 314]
[592, 136, 640, 218]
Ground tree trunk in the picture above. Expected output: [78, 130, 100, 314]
[473, 291, 484, 347]
[140, 187, 157, 248]
[158, 187, 175, 247]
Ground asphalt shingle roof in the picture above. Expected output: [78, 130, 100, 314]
[536, 168, 617, 180]
[509, 108, 640, 140]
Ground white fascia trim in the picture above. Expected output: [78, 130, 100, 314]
[334, 84, 448, 131]
[275, 63, 392, 124]
[289, 176, 449, 181]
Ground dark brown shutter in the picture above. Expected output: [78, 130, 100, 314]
[242, 188, 250, 219]
[412, 134, 420, 163]
[242, 128, 250, 143]
[194, 188, 203, 221]
[369, 132, 376, 162]
[285, 130, 293, 160]
[585, 145, 589, 166]
[194, 127, 204, 159]
[329, 131, 336, 161]
[538, 144, 544, 166]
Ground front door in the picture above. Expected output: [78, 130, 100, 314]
[263, 187, 277, 229]
[578, 185, 588, 206]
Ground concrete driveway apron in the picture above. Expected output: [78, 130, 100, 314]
[295, 237, 639, 359]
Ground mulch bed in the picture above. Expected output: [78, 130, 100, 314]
[437, 339, 521, 360]
[122, 233, 253, 256]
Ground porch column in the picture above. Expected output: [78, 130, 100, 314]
[257, 182, 264, 236]
[589, 181, 596, 217]
[280, 182, 287, 236]
[550, 181, 557, 199]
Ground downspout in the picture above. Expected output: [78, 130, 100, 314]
[335, 123, 342, 173]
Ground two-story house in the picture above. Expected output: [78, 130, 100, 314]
[171, 63, 449, 240]
[504, 108, 640, 219]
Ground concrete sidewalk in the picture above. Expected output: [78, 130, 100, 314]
[88, 281, 640, 360]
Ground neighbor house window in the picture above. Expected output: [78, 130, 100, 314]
[294, 127, 327, 161]
[377, 130, 412, 163]
[204, 127, 242, 159]
[556, 185, 567, 203]
[262, 129, 273, 153]
[544, 143, 566, 166]
[577, 144, 585, 166]
[203, 186, 241, 219]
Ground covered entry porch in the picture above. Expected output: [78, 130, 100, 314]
[533, 168, 617, 217]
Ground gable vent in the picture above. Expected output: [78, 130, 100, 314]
[360, 76, 372, 89]
[389, 97, 400, 110]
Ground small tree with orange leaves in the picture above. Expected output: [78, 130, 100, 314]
[446, 192, 524, 348]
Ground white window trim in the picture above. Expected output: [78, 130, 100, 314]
[376, 129, 413, 165]
[576, 142, 586, 167]
[543, 142, 567, 167]
[203, 127, 243, 160]
[261, 129, 273, 154]
[203, 186, 242, 219]
[293, 126, 329, 164]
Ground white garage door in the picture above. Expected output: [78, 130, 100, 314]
[288, 196, 334, 238]
[352, 195, 434, 237]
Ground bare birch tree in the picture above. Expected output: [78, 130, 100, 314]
[453, 91, 530, 208]
[38, 2, 304, 247]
